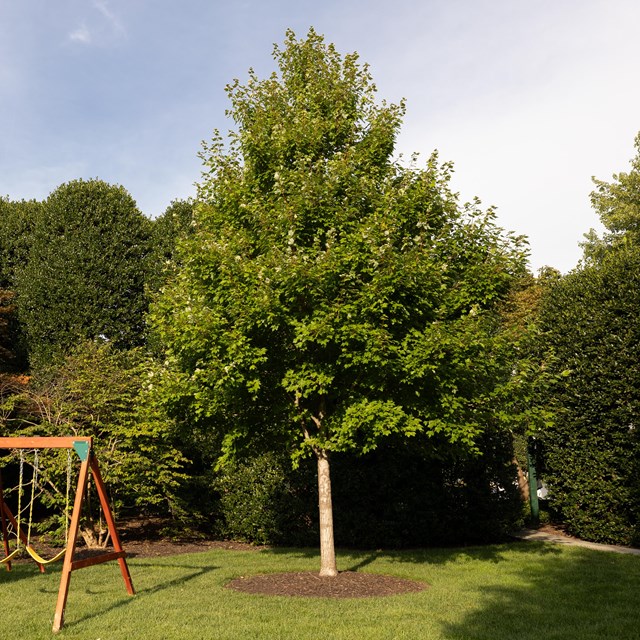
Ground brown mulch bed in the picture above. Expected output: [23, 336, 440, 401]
[226, 571, 428, 598]
[122, 538, 259, 558]
[118, 516, 265, 557]
[11, 518, 428, 598]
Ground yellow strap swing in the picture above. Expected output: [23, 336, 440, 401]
[23, 449, 71, 565]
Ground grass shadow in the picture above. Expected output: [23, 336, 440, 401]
[440, 546, 640, 639]
[0, 558, 63, 585]
[260, 538, 563, 569]
[62, 561, 219, 630]
[382, 538, 564, 566]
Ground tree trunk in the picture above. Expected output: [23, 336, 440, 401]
[514, 457, 530, 502]
[316, 449, 338, 577]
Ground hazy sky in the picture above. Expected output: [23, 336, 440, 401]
[2, 0, 639, 273]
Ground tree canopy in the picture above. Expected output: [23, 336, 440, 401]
[583, 133, 640, 262]
[151, 29, 529, 574]
[146, 199, 196, 294]
[0, 197, 41, 290]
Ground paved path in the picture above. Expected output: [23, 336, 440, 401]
[513, 528, 640, 556]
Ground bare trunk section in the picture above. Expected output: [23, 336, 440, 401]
[316, 449, 338, 577]
[514, 457, 530, 502]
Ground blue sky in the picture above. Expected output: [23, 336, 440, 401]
[2, 0, 640, 273]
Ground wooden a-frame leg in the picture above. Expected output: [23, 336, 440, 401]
[90, 455, 135, 596]
[0, 501, 45, 572]
[52, 454, 90, 633]
[0, 472, 12, 571]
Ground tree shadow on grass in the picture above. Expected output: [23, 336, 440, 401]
[440, 546, 640, 640]
[383, 539, 564, 566]
[261, 538, 563, 568]
[0, 559, 62, 585]
[265, 543, 639, 638]
[61, 561, 219, 630]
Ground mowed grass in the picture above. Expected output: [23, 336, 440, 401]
[1, 541, 638, 640]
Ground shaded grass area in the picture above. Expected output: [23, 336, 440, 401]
[0, 542, 638, 639]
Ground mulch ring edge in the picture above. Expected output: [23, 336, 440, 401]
[225, 570, 429, 598]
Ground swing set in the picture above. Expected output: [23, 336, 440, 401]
[0, 437, 134, 633]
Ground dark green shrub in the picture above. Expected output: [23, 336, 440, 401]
[539, 249, 640, 545]
[213, 431, 523, 548]
[330, 431, 523, 548]
[213, 453, 317, 546]
[15, 179, 151, 369]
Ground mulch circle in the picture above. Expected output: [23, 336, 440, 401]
[226, 571, 428, 598]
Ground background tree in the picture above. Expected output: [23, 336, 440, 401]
[538, 133, 640, 545]
[15, 179, 152, 368]
[0, 197, 41, 290]
[539, 252, 640, 544]
[0, 289, 23, 372]
[583, 132, 640, 262]
[151, 29, 529, 575]
[147, 199, 196, 294]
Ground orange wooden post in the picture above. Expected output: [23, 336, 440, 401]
[52, 452, 91, 633]
[90, 454, 135, 595]
[0, 472, 12, 571]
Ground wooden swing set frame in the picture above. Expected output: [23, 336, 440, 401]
[0, 436, 134, 633]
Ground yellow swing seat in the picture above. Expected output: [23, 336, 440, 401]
[0, 547, 21, 564]
[25, 544, 67, 565]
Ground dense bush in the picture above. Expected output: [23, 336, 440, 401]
[0, 197, 41, 290]
[213, 431, 523, 548]
[146, 199, 195, 294]
[0, 340, 188, 545]
[213, 453, 317, 546]
[539, 249, 640, 545]
[332, 433, 523, 548]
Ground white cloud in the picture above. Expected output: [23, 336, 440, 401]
[92, 0, 126, 37]
[68, 24, 92, 44]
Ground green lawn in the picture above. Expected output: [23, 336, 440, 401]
[1, 542, 638, 639]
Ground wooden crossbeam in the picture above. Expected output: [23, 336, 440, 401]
[0, 436, 91, 450]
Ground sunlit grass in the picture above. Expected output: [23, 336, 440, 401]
[0, 542, 638, 639]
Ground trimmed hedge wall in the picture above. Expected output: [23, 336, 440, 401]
[539, 249, 640, 545]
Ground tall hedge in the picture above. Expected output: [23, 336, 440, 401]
[539, 248, 640, 545]
[15, 179, 151, 368]
[0, 197, 41, 290]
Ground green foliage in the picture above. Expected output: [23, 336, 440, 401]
[0, 197, 41, 290]
[331, 431, 524, 547]
[0, 198, 41, 370]
[0, 341, 187, 531]
[147, 199, 196, 293]
[583, 132, 640, 262]
[0, 289, 27, 372]
[214, 435, 523, 548]
[539, 248, 640, 545]
[151, 29, 529, 469]
[15, 179, 152, 369]
[213, 452, 317, 545]
[539, 135, 640, 545]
